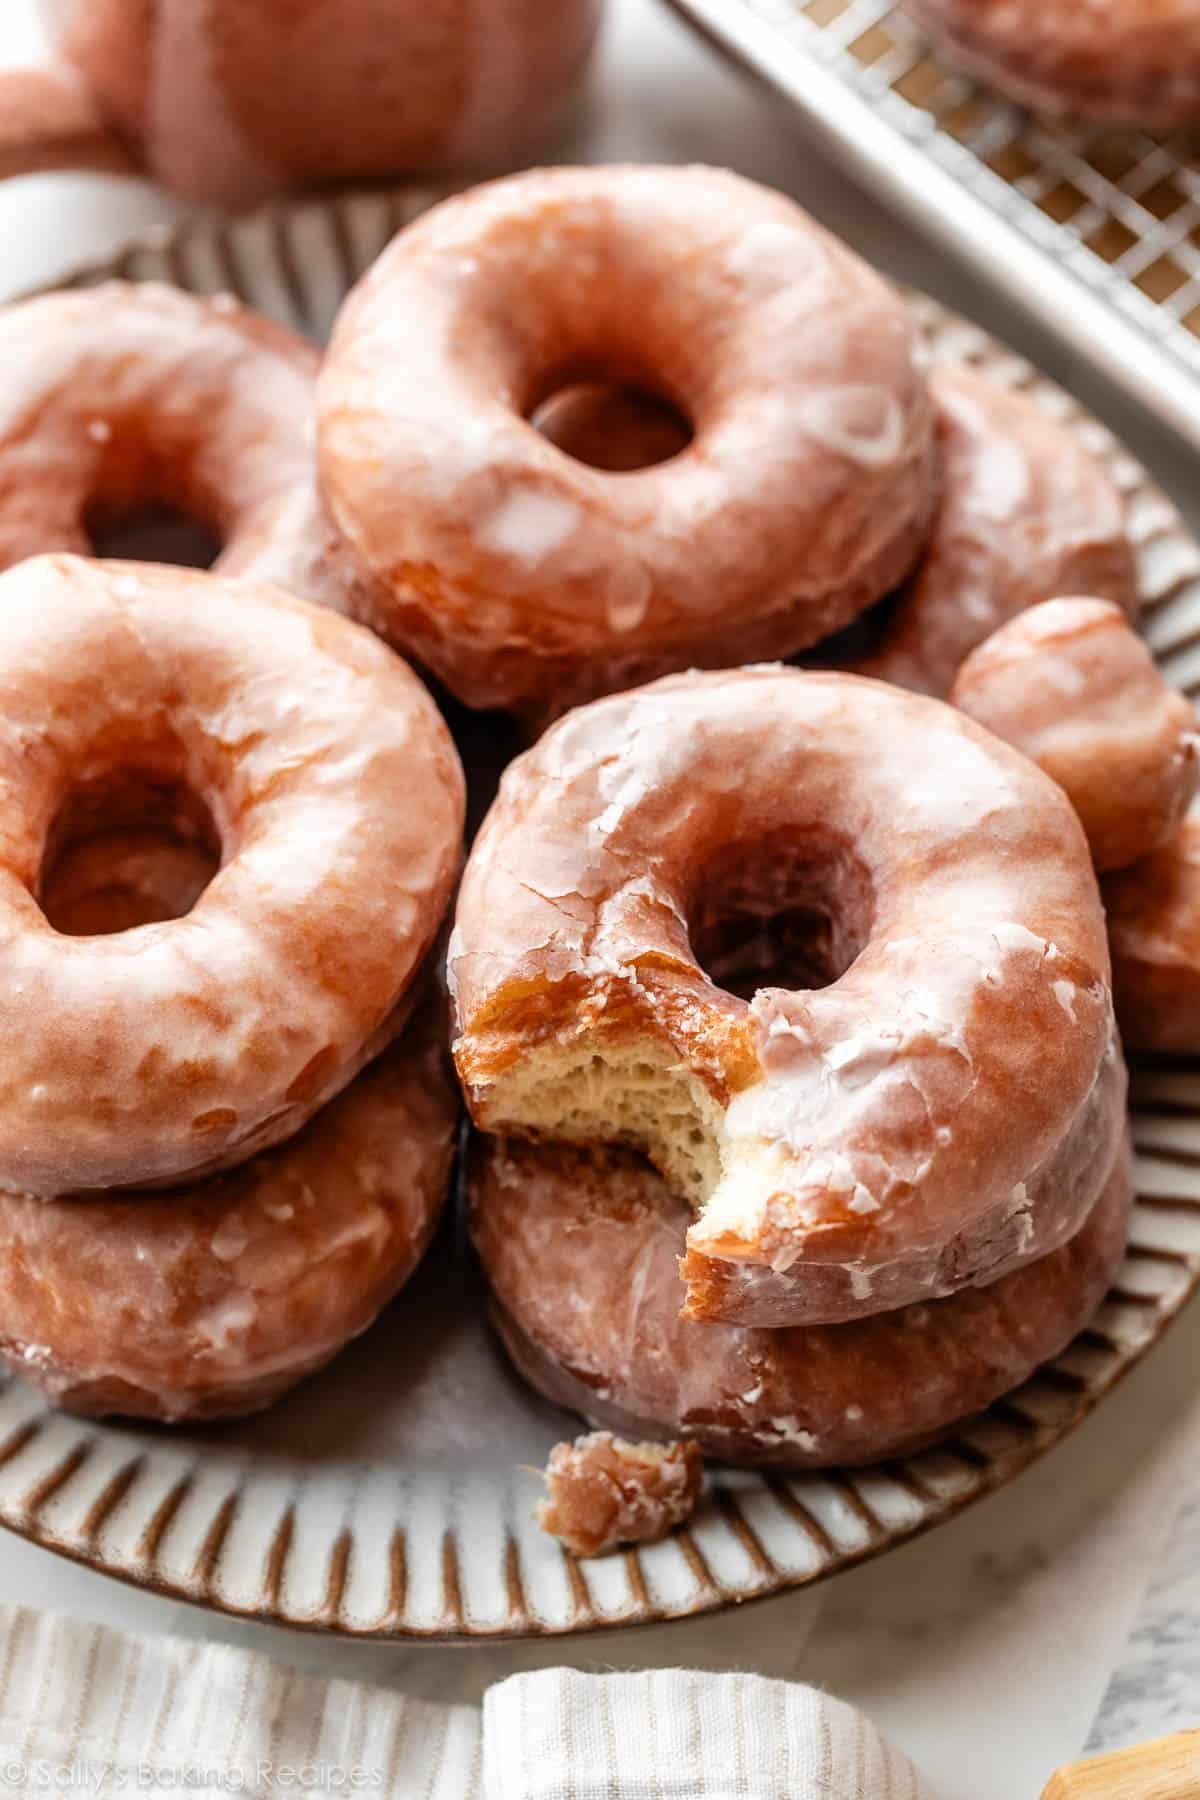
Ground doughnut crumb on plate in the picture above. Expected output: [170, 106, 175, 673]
[537, 1432, 703, 1558]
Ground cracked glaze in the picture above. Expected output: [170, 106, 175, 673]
[0, 992, 458, 1423]
[840, 365, 1137, 698]
[0, 283, 346, 609]
[905, 0, 1200, 129]
[952, 598, 1200, 873]
[450, 667, 1120, 1325]
[0, 555, 464, 1196]
[318, 165, 937, 718]
[471, 1131, 1132, 1467]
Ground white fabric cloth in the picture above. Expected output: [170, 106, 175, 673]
[0, 1607, 934, 1798]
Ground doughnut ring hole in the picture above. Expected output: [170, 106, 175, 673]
[531, 381, 694, 472]
[77, 417, 225, 568]
[689, 831, 875, 1001]
[85, 499, 222, 570]
[39, 768, 222, 937]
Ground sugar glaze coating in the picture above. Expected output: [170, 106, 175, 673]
[0, 555, 464, 1196]
[0, 994, 458, 1422]
[0, 283, 344, 607]
[952, 599, 1199, 873]
[55, 0, 601, 206]
[451, 667, 1120, 1325]
[905, 0, 1200, 130]
[472, 1133, 1132, 1467]
[842, 366, 1137, 697]
[318, 165, 937, 719]
[1105, 814, 1200, 1053]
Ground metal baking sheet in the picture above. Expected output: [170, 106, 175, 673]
[666, 0, 1200, 452]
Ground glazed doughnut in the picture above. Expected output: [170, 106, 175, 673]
[1104, 815, 1200, 1053]
[0, 282, 342, 603]
[0, 554, 464, 1196]
[318, 165, 938, 718]
[952, 599, 1199, 873]
[0, 993, 458, 1422]
[904, 0, 1200, 131]
[450, 667, 1122, 1327]
[835, 366, 1137, 698]
[56, 0, 600, 207]
[471, 1132, 1132, 1468]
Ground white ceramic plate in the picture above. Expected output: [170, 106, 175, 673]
[3, 187, 1199, 1642]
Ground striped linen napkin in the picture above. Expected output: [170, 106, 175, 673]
[0, 1606, 934, 1798]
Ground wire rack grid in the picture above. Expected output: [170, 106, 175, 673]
[668, 0, 1200, 449]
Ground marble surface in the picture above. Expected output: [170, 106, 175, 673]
[1087, 1485, 1200, 1754]
[0, 1, 1198, 1795]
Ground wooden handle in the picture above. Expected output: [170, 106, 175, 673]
[1043, 1729, 1200, 1799]
[0, 62, 135, 180]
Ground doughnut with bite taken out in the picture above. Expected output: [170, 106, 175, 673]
[450, 667, 1123, 1327]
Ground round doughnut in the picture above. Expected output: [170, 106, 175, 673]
[318, 165, 938, 719]
[904, 0, 1200, 130]
[0, 553, 464, 1197]
[0, 282, 343, 604]
[1104, 815, 1200, 1053]
[952, 599, 1199, 873]
[449, 667, 1121, 1327]
[836, 366, 1137, 698]
[0, 993, 458, 1423]
[470, 1131, 1132, 1468]
[58, 0, 601, 207]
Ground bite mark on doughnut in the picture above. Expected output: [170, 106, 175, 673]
[452, 668, 1119, 1325]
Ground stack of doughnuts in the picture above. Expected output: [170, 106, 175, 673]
[0, 554, 464, 1421]
[452, 666, 1133, 1466]
[0, 162, 1192, 1501]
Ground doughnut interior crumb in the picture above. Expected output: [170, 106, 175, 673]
[481, 1042, 724, 1208]
[536, 1431, 704, 1557]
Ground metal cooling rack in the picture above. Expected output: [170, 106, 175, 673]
[667, 0, 1200, 451]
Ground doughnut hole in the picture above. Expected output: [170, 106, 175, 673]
[39, 768, 221, 936]
[689, 831, 875, 999]
[85, 499, 222, 569]
[532, 381, 693, 472]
